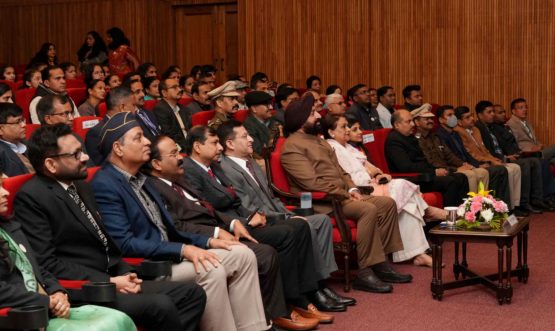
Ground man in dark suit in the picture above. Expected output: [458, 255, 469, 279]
[85, 86, 136, 165]
[183, 80, 212, 116]
[153, 78, 190, 151]
[90, 113, 269, 331]
[14, 124, 206, 331]
[385, 109, 468, 206]
[144, 135, 319, 331]
[345, 84, 383, 131]
[0, 103, 33, 176]
[243, 91, 282, 159]
[182, 125, 337, 324]
[124, 79, 161, 143]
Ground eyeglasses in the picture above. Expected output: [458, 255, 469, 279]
[165, 85, 181, 91]
[50, 111, 73, 118]
[49, 150, 83, 160]
[2, 118, 26, 125]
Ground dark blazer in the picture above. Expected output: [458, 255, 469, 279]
[490, 123, 521, 156]
[0, 219, 65, 309]
[14, 175, 132, 281]
[385, 129, 435, 173]
[436, 126, 481, 167]
[345, 102, 383, 131]
[182, 157, 250, 221]
[85, 116, 108, 166]
[243, 114, 279, 156]
[475, 121, 505, 160]
[153, 99, 191, 149]
[135, 108, 161, 143]
[91, 164, 209, 261]
[0, 140, 29, 177]
[149, 176, 235, 237]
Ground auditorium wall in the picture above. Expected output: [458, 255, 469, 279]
[1, 0, 554, 144]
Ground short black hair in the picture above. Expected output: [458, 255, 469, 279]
[141, 135, 169, 176]
[402, 85, 421, 99]
[321, 114, 341, 140]
[435, 104, 454, 119]
[250, 72, 268, 89]
[141, 76, 159, 92]
[41, 65, 62, 82]
[275, 87, 297, 109]
[36, 94, 69, 124]
[137, 62, 156, 78]
[184, 125, 217, 154]
[325, 85, 340, 95]
[122, 71, 140, 85]
[475, 100, 494, 114]
[454, 106, 471, 120]
[192, 81, 210, 95]
[161, 65, 181, 80]
[376, 85, 393, 99]
[106, 86, 132, 110]
[0, 83, 11, 97]
[201, 64, 217, 75]
[216, 119, 243, 152]
[306, 75, 321, 89]
[347, 84, 366, 101]
[27, 123, 73, 175]
[179, 74, 193, 87]
[0, 102, 22, 124]
[510, 98, 527, 110]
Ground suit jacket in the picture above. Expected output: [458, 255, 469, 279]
[506, 115, 540, 151]
[436, 125, 481, 167]
[153, 99, 190, 149]
[384, 129, 435, 173]
[182, 157, 251, 221]
[14, 175, 132, 281]
[453, 126, 500, 163]
[85, 116, 108, 166]
[243, 114, 280, 157]
[345, 102, 383, 131]
[91, 164, 209, 261]
[220, 154, 291, 219]
[490, 122, 521, 156]
[149, 176, 235, 237]
[475, 121, 505, 160]
[0, 140, 29, 177]
[0, 219, 65, 309]
[417, 130, 464, 171]
[280, 132, 356, 201]
[136, 107, 161, 143]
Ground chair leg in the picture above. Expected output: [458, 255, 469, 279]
[344, 251, 351, 292]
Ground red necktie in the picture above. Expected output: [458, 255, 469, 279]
[207, 169, 216, 179]
[171, 182, 186, 199]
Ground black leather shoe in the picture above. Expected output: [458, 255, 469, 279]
[309, 290, 346, 312]
[321, 287, 356, 306]
[513, 207, 530, 217]
[538, 201, 555, 212]
[526, 204, 543, 214]
[371, 262, 413, 283]
[352, 268, 393, 293]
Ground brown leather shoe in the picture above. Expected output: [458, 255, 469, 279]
[272, 310, 319, 330]
[292, 304, 334, 324]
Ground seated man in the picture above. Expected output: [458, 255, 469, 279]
[243, 91, 282, 159]
[325, 93, 347, 117]
[345, 84, 382, 131]
[218, 120, 355, 307]
[153, 77, 189, 150]
[402, 84, 423, 111]
[453, 106, 522, 212]
[375, 85, 397, 128]
[280, 93, 411, 294]
[183, 81, 212, 116]
[0, 103, 34, 176]
[207, 81, 240, 130]
[385, 109, 468, 206]
[90, 113, 268, 331]
[182, 125, 336, 323]
[506, 98, 555, 165]
[36, 94, 75, 127]
[14, 124, 206, 331]
[144, 135, 319, 331]
[475, 100, 549, 213]
[123, 79, 161, 142]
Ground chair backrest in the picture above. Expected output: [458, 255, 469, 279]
[362, 128, 392, 173]
[191, 110, 215, 126]
[268, 137, 291, 193]
[0, 80, 17, 92]
[1, 173, 34, 216]
[86, 166, 100, 182]
[66, 88, 87, 107]
[234, 109, 249, 122]
[143, 99, 158, 110]
[73, 116, 102, 141]
[66, 78, 86, 89]
[15, 87, 36, 123]
[178, 97, 193, 107]
[25, 123, 41, 140]
[97, 102, 107, 118]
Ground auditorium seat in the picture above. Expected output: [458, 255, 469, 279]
[178, 97, 193, 107]
[15, 88, 36, 123]
[66, 78, 86, 89]
[143, 99, 158, 110]
[191, 110, 215, 126]
[73, 116, 102, 141]
[66, 87, 87, 107]
[234, 109, 249, 122]
[25, 123, 40, 140]
[97, 102, 107, 118]
[267, 137, 356, 291]
[0, 80, 17, 92]
[0, 306, 48, 330]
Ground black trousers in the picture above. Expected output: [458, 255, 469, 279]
[243, 241, 288, 320]
[419, 173, 469, 207]
[513, 158, 543, 206]
[487, 165, 510, 206]
[248, 218, 319, 301]
[73, 280, 206, 331]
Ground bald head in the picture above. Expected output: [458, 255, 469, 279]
[391, 109, 414, 136]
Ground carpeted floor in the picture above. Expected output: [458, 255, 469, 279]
[320, 213, 554, 331]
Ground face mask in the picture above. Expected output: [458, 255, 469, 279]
[446, 115, 458, 128]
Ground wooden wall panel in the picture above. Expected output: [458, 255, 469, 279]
[238, 0, 555, 144]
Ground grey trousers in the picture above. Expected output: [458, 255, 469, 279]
[304, 214, 338, 280]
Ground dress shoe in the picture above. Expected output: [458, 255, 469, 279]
[371, 262, 413, 283]
[352, 268, 393, 293]
[292, 304, 334, 324]
[525, 204, 543, 214]
[321, 287, 357, 306]
[272, 310, 319, 331]
[309, 289, 346, 312]
[538, 200, 555, 212]
[513, 207, 530, 217]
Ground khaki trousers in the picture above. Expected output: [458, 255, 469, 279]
[171, 246, 267, 331]
[505, 163, 522, 208]
[458, 168, 489, 193]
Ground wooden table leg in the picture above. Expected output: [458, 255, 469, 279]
[497, 242, 504, 305]
[431, 242, 438, 299]
[517, 232, 523, 282]
[505, 242, 513, 304]
[523, 226, 529, 283]
[437, 243, 443, 300]
[454, 241, 460, 280]
[461, 242, 468, 279]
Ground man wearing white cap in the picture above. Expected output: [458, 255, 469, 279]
[207, 81, 240, 130]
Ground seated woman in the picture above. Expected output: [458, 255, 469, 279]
[0, 83, 13, 103]
[142, 76, 160, 101]
[0, 65, 16, 82]
[0, 178, 136, 331]
[19, 69, 42, 90]
[60, 62, 78, 80]
[104, 74, 121, 89]
[179, 74, 194, 98]
[323, 114, 447, 267]
[78, 79, 106, 116]
[84, 63, 105, 85]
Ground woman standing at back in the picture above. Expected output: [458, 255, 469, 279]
[77, 31, 108, 71]
[106, 27, 140, 76]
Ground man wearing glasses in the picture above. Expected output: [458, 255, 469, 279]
[36, 94, 75, 127]
[153, 78, 190, 151]
[345, 83, 383, 131]
[325, 93, 347, 116]
[0, 102, 33, 176]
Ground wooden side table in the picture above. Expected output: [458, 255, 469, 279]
[429, 217, 529, 305]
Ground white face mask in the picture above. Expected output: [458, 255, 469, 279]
[446, 115, 458, 128]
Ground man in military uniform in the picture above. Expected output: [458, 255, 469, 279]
[207, 81, 240, 130]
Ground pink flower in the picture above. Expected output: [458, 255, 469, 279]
[473, 196, 484, 204]
[492, 200, 508, 213]
[465, 211, 476, 222]
[470, 202, 482, 214]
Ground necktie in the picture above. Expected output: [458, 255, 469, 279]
[171, 182, 186, 199]
[67, 185, 109, 251]
[522, 121, 537, 144]
[246, 160, 279, 210]
[137, 110, 159, 136]
[207, 169, 216, 179]
[0, 227, 37, 292]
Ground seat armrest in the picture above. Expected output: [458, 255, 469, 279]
[123, 258, 172, 280]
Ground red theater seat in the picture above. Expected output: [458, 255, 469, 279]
[143, 99, 158, 110]
[234, 109, 249, 122]
[25, 123, 40, 140]
[73, 116, 102, 141]
[67, 88, 87, 107]
[191, 110, 215, 126]
[15, 88, 36, 123]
